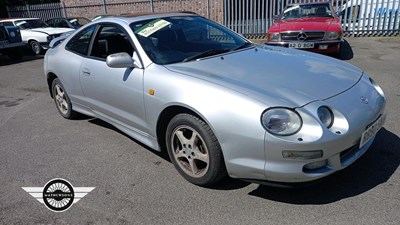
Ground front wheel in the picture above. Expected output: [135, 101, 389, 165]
[166, 113, 226, 186]
[30, 40, 43, 55]
[51, 78, 77, 119]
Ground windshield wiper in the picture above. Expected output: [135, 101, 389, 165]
[183, 49, 229, 62]
[230, 42, 253, 52]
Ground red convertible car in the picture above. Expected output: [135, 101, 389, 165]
[266, 2, 343, 55]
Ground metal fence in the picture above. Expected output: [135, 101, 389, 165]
[6, 3, 65, 22]
[6, 0, 400, 38]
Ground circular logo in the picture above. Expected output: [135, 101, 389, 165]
[297, 32, 308, 41]
[10, 31, 16, 37]
[42, 179, 74, 212]
[360, 96, 369, 104]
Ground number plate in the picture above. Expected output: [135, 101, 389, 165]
[288, 42, 314, 49]
[359, 115, 385, 148]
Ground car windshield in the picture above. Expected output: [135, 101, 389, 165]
[15, 19, 49, 29]
[69, 18, 90, 26]
[281, 3, 334, 20]
[130, 16, 252, 65]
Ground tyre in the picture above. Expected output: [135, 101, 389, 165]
[6, 47, 23, 60]
[334, 44, 342, 59]
[166, 113, 226, 186]
[51, 78, 77, 119]
[30, 40, 43, 55]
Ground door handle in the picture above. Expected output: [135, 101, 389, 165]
[82, 68, 91, 76]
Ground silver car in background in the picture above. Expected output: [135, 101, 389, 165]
[44, 13, 386, 187]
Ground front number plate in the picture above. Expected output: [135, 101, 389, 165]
[359, 115, 385, 148]
[288, 42, 314, 49]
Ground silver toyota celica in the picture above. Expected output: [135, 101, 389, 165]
[44, 12, 386, 187]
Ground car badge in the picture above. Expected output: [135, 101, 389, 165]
[297, 32, 307, 41]
[360, 96, 369, 104]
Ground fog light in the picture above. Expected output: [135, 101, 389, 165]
[304, 160, 328, 170]
[282, 150, 323, 160]
[319, 45, 328, 50]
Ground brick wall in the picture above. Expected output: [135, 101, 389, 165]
[60, 0, 224, 23]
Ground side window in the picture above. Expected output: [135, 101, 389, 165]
[47, 20, 54, 27]
[0, 22, 14, 26]
[57, 20, 69, 28]
[66, 25, 96, 56]
[90, 25, 133, 60]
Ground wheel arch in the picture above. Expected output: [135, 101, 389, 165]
[47, 72, 58, 98]
[156, 105, 216, 153]
[27, 38, 40, 45]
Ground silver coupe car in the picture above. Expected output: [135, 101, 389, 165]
[44, 12, 386, 187]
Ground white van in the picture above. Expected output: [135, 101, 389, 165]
[338, 0, 399, 34]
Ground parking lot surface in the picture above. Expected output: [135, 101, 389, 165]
[1, 38, 399, 225]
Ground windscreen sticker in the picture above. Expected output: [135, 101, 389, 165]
[136, 19, 171, 37]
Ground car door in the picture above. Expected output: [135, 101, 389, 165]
[79, 23, 148, 133]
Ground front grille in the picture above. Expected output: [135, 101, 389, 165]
[281, 31, 325, 41]
[340, 144, 358, 162]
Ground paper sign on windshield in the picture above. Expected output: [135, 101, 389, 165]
[136, 19, 171, 37]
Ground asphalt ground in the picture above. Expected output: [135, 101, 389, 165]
[0, 38, 399, 225]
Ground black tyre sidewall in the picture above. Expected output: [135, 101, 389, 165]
[166, 113, 226, 186]
[52, 78, 75, 119]
[30, 41, 42, 55]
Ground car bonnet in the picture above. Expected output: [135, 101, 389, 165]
[30, 27, 74, 35]
[276, 17, 335, 31]
[164, 45, 363, 108]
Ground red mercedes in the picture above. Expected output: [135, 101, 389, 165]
[266, 2, 343, 55]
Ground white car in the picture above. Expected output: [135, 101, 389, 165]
[0, 18, 73, 55]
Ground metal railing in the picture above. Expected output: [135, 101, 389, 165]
[6, 0, 400, 38]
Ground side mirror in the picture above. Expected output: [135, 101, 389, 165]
[106, 52, 142, 69]
[273, 15, 280, 22]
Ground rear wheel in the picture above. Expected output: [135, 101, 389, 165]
[30, 40, 43, 55]
[166, 113, 226, 186]
[51, 78, 77, 119]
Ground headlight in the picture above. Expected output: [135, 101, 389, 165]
[261, 108, 302, 136]
[325, 31, 341, 40]
[267, 33, 281, 42]
[317, 106, 334, 128]
[369, 77, 385, 97]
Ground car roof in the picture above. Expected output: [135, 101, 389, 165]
[47, 17, 89, 20]
[287, 1, 330, 7]
[0, 18, 40, 22]
[95, 12, 198, 24]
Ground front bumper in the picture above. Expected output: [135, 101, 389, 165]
[262, 75, 386, 183]
[266, 39, 343, 54]
[39, 42, 50, 50]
